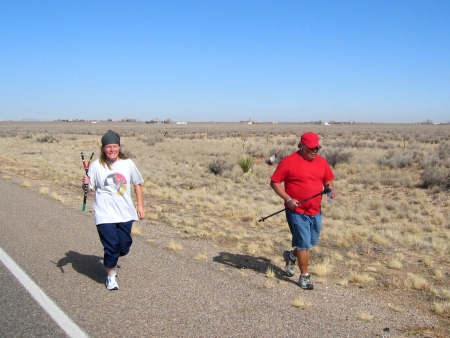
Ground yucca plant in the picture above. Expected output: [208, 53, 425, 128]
[237, 156, 253, 174]
[237, 156, 254, 180]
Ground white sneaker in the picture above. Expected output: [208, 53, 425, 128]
[106, 274, 119, 290]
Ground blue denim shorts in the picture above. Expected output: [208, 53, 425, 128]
[285, 209, 322, 250]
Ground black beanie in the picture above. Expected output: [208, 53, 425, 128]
[101, 130, 120, 147]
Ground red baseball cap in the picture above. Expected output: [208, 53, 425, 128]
[300, 132, 320, 148]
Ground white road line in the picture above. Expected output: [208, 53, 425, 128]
[0, 246, 90, 338]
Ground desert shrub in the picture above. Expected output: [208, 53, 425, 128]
[144, 136, 164, 146]
[332, 140, 376, 149]
[321, 147, 353, 168]
[420, 148, 450, 190]
[36, 134, 57, 143]
[380, 171, 416, 188]
[208, 160, 231, 176]
[268, 147, 293, 164]
[246, 144, 266, 158]
[377, 149, 414, 169]
[21, 132, 33, 139]
[276, 138, 298, 146]
[0, 130, 18, 138]
[421, 165, 450, 190]
[438, 141, 450, 160]
[122, 149, 135, 158]
[417, 152, 441, 169]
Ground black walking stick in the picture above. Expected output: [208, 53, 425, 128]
[258, 188, 331, 222]
[81, 152, 94, 211]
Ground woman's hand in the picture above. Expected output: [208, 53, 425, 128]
[137, 206, 146, 221]
[82, 175, 90, 187]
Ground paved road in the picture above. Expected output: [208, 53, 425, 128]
[0, 261, 68, 338]
[0, 177, 446, 337]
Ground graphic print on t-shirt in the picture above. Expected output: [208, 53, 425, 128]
[104, 173, 127, 196]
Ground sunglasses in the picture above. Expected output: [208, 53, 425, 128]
[304, 145, 321, 152]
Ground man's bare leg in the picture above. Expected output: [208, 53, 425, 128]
[293, 248, 309, 275]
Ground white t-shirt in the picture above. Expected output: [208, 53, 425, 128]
[88, 158, 144, 225]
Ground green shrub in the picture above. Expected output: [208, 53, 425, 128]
[237, 157, 254, 174]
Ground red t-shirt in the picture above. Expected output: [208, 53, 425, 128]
[270, 152, 334, 216]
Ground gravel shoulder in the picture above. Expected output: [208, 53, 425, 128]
[0, 177, 448, 338]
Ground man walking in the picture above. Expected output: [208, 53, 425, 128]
[270, 132, 336, 290]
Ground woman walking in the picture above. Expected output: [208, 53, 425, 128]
[82, 130, 145, 290]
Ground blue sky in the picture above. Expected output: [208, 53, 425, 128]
[1, 1, 449, 123]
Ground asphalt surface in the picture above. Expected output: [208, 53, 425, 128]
[0, 261, 68, 338]
[0, 177, 446, 338]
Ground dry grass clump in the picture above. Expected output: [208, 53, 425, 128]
[39, 187, 50, 195]
[348, 272, 375, 285]
[291, 297, 312, 309]
[310, 259, 333, 276]
[329, 252, 343, 263]
[439, 288, 450, 300]
[433, 302, 450, 315]
[434, 269, 443, 279]
[193, 253, 208, 261]
[338, 279, 349, 286]
[263, 280, 276, 289]
[421, 256, 433, 267]
[358, 312, 373, 322]
[346, 251, 359, 259]
[131, 225, 142, 236]
[387, 303, 404, 313]
[246, 242, 259, 255]
[168, 240, 183, 251]
[265, 266, 275, 278]
[387, 258, 403, 269]
[406, 273, 429, 290]
[50, 192, 64, 202]
[145, 212, 159, 221]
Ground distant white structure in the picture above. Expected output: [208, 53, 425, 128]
[324, 122, 330, 125]
[176, 122, 187, 124]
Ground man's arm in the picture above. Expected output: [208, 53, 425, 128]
[270, 180, 298, 210]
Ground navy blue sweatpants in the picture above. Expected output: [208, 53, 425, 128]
[96, 221, 133, 269]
